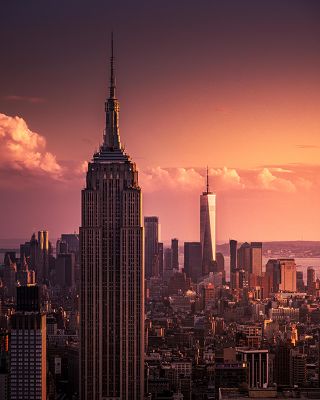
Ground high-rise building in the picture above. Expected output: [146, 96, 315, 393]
[37, 230, 49, 283]
[200, 168, 216, 275]
[237, 242, 251, 272]
[229, 239, 237, 273]
[307, 267, 316, 295]
[171, 238, 179, 270]
[164, 248, 172, 271]
[266, 259, 281, 293]
[10, 285, 46, 400]
[56, 253, 75, 288]
[184, 242, 202, 283]
[279, 259, 296, 292]
[144, 216, 159, 278]
[290, 350, 306, 387]
[296, 271, 305, 292]
[250, 242, 262, 276]
[80, 35, 144, 399]
[273, 342, 291, 386]
[237, 242, 262, 277]
[158, 242, 164, 276]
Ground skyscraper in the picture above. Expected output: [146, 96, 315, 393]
[250, 242, 262, 277]
[307, 267, 316, 295]
[80, 35, 144, 399]
[229, 239, 237, 273]
[171, 238, 179, 270]
[184, 242, 202, 283]
[144, 216, 159, 278]
[10, 285, 46, 400]
[200, 168, 216, 275]
[279, 259, 297, 292]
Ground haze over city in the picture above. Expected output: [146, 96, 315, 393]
[1, 0, 320, 242]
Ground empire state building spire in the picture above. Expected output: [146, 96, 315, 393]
[109, 32, 116, 99]
[104, 32, 121, 150]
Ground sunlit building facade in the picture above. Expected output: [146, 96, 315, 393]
[80, 36, 144, 399]
[200, 169, 216, 275]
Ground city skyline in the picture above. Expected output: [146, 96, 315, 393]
[1, 1, 320, 242]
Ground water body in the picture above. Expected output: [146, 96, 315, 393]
[224, 256, 320, 281]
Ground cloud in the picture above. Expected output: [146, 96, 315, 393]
[0, 113, 62, 178]
[139, 165, 315, 194]
[257, 168, 296, 192]
[4, 95, 46, 104]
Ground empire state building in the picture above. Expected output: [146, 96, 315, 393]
[80, 36, 144, 399]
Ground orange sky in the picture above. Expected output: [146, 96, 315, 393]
[0, 1, 320, 242]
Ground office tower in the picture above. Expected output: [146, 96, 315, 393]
[144, 216, 159, 278]
[273, 342, 291, 385]
[56, 253, 75, 288]
[37, 230, 49, 283]
[307, 267, 316, 295]
[56, 239, 68, 254]
[80, 36, 144, 399]
[61, 233, 80, 254]
[184, 242, 202, 283]
[171, 238, 179, 270]
[229, 239, 237, 273]
[266, 259, 280, 293]
[290, 350, 306, 387]
[10, 285, 46, 400]
[236, 348, 269, 388]
[279, 259, 296, 292]
[200, 168, 216, 275]
[237, 242, 251, 272]
[164, 248, 172, 271]
[158, 243, 164, 276]
[296, 271, 305, 292]
[250, 242, 262, 276]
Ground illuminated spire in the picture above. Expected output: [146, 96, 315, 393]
[206, 166, 210, 193]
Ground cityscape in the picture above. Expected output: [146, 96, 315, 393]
[1, 1, 320, 400]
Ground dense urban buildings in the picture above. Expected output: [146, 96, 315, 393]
[79, 37, 144, 399]
[1, 10, 320, 400]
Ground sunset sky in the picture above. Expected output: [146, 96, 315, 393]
[1, 0, 320, 242]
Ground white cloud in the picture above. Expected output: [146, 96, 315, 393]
[0, 113, 62, 178]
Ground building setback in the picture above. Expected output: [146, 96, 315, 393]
[80, 35, 144, 399]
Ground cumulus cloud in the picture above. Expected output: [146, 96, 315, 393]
[139, 165, 315, 194]
[0, 113, 62, 178]
[256, 168, 296, 192]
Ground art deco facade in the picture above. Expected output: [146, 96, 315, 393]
[200, 169, 216, 275]
[80, 37, 144, 399]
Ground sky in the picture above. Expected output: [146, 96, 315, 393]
[1, 0, 320, 243]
